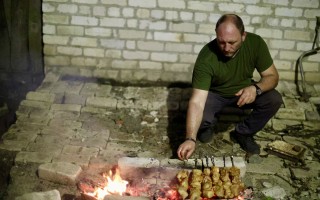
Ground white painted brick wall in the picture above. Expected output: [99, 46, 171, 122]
[42, 0, 320, 83]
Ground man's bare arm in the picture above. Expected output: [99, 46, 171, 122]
[177, 88, 208, 160]
[236, 64, 279, 107]
[255, 63, 279, 92]
[185, 88, 209, 140]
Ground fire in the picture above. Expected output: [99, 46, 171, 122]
[85, 167, 128, 200]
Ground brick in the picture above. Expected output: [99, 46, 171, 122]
[108, 7, 121, 17]
[195, 13, 208, 22]
[43, 25, 56, 34]
[57, 25, 84, 36]
[151, 10, 164, 19]
[137, 9, 150, 18]
[275, 7, 303, 17]
[73, 0, 98, 3]
[165, 10, 179, 20]
[275, 108, 306, 120]
[86, 97, 117, 108]
[84, 48, 105, 57]
[15, 190, 61, 200]
[271, 118, 301, 131]
[93, 6, 106, 16]
[139, 61, 162, 70]
[141, 20, 167, 30]
[52, 154, 91, 168]
[292, 0, 319, 8]
[57, 46, 82, 56]
[43, 35, 69, 45]
[246, 5, 273, 15]
[305, 72, 320, 83]
[85, 27, 112, 37]
[154, 32, 182, 42]
[164, 63, 191, 72]
[51, 104, 82, 112]
[101, 0, 127, 6]
[72, 57, 97, 67]
[119, 29, 146, 39]
[169, 22, 196, 33]
[137, 41, 164, 51]
[123, 50, 149, 60]
[256, 28, 283, 39]
[284, 30, 311, 41]
[184, 33, 210, 43]
[269, 39, 295, 50]
[38, 162, 82, 185]
[112, 60, 138, 69]
[15, 151, 53, 163]
[26, 91, 55, 103]
[304, 9, 320, 19]
[20, 100, 52, 109]
[263, 0, 289, 6]
[273, 60, 292, 70]
[57, 4, 78, 14]
[45, 56, 70, 66]
[129, 0, 156, 8]
[187, 1, 214, 11]
[279, 50, 302, 61]
[71, 37, 97, 47]
[43, 14, 69, 24]
[42, 3, 55, 13]
[101, 39, 125, 49]
[0, 140, 30, 151]
[122, 8, 134, 17]
[218, 3, 245, 12]
[180, 11, 193, 21]
[150, 52, 178, 62]
[72, 16, 99, 26]
[100, 17, 126, 27]
[165, 43, 193, 53]
[158, 0, 185, 9]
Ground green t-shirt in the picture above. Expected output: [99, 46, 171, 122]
[192, 32, 273, 97]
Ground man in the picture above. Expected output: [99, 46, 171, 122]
[177, 14, 283, 160]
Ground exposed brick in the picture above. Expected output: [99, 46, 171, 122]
[275, 7, 303, 17]
[129, 0, 156, 8]
[158, 0, 185, 9]
[187, 1, 214, 11]
[57, 4, 78, 13]
[15, 190, 61, 200]
[57, 25, 84, 36]
[38, 162, 82, 185]
[43, 14, 69, 24]
[246, 5, 273, 15]
[86, 97, 117, 108]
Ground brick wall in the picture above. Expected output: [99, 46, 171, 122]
[42, 0, 320, 84]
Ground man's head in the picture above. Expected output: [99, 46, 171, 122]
[215, 14, 246, 58]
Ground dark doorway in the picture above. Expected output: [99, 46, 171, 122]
[0, 0, 44, 134]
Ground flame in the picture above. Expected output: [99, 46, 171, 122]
[85, 167, 128, 200]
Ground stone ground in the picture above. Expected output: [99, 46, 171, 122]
[0, 72, 320, 200]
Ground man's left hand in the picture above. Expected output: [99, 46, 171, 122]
[235, 85, 256, 107]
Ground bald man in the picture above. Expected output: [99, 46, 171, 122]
[177, 14, 283, 160]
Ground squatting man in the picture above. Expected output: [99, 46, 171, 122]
[177, 14, 283, 160]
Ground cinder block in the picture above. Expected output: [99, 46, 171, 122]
[38, 162, 82, 185]
[15, 189, 61, 200]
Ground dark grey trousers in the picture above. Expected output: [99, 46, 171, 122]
[200, 89, 283, 135]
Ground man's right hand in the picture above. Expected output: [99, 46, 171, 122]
[177, 140, 196, 160]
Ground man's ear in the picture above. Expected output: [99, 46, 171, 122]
[242, 32, 247, 41]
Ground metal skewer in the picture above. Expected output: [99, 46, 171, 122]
[231, 155, 234, 167]
[211, 156, 215, 166]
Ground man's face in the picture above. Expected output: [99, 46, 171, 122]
[216, 22, 246, 58]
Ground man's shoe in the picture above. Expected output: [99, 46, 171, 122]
[198, 127, 214, 143]
[230, 131, 260, 154]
